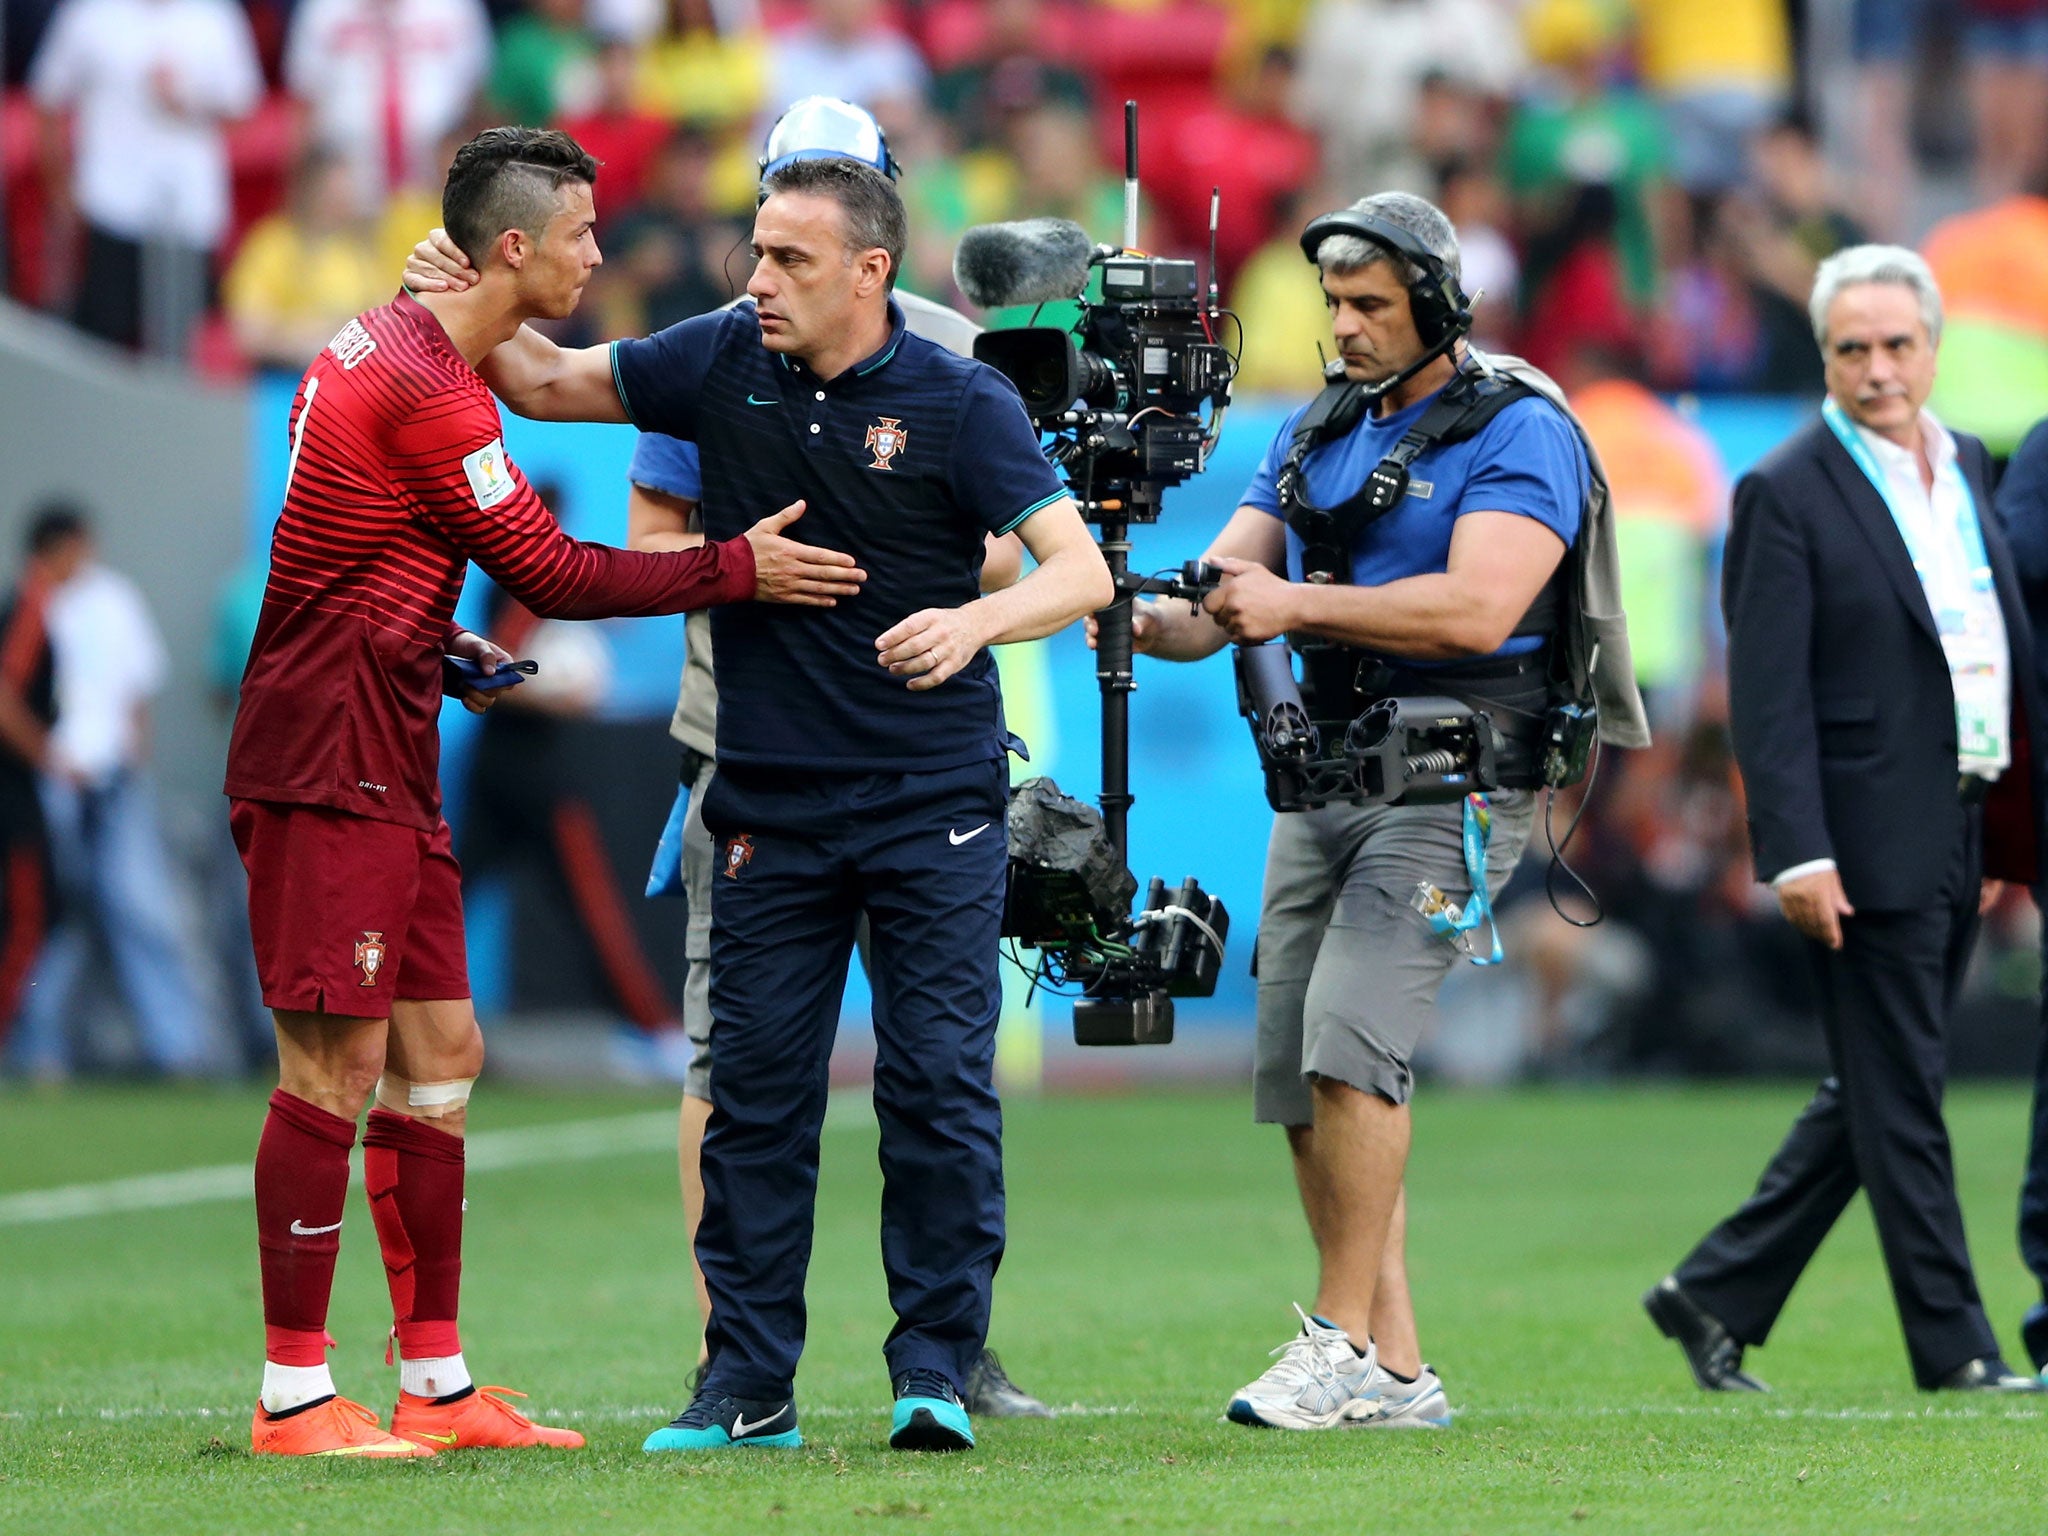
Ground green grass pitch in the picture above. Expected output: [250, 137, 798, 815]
[4, 1082, 2046, 1534]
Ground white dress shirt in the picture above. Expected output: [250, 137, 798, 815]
[30, 0, 262, 248]
[286, 0, 491, 211]
[1773, 407, 2011, 888]
[45, 564, 169, 787]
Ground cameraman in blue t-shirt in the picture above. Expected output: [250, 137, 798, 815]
[1125, 191, 1591, 1432]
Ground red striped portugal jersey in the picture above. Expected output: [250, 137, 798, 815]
[226, 291, 756, 831]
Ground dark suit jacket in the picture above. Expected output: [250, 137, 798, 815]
[1724, 417, 2045, 910]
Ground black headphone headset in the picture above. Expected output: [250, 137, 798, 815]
[1297, 210, 1474, 351]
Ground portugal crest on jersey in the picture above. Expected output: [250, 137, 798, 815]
[723, 834, 755, 879]
[864, 417, 908, 470]
[355, 931, 387, 987]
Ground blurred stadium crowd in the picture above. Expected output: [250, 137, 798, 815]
[2, 0, 2046, 1083]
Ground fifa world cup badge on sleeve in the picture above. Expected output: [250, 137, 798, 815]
[355, 931, 388, 987]
[865, 417, 908, 471]
[463, 438, 516, 509]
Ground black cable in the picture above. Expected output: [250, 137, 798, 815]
[1542, 736, 1603, 927]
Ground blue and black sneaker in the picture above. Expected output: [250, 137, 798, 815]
[642, 1388, 802, 1453]
[888, 1369, 975, 1452]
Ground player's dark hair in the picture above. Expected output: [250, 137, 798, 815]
[760, 156, 906, 291]
[443, 127, 600, 266]
[25, 500, 88, 557]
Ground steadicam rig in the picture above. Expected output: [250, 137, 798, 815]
[959, 104, 1237, 1046]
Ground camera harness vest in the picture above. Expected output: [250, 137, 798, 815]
[1271, 209, 1608, 958]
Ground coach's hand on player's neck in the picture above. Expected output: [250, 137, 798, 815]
[745, 189, 893, 384]
[415, 179, 603, 368]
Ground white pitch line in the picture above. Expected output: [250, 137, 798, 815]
[6, 1401, 2037, 1426]
[0, 1092, 877, 1229]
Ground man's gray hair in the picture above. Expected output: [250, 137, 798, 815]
[1314, 192, 1462, 286]
[1809, 244, 1943, 348]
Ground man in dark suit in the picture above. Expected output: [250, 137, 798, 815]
[1644, 245, 2048, 1394]
[1991, 411, 2048, 1374]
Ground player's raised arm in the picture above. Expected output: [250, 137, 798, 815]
[476, 323, 624, 424]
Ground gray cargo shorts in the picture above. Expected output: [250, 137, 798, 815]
[1253, 791, 1535, 1124]
[680, 750, 717, 1102]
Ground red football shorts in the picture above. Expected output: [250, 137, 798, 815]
[229, 798, 470, 1018]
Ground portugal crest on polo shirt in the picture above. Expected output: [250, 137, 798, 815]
[864, 416, 908, 470]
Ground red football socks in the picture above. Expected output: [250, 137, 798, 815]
[254, 1089, 356, 1366]
[363, 1107, 465, 1360]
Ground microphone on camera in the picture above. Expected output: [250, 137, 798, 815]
[953, 219, 1100, 310]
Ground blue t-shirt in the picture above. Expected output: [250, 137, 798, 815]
[630, 429, 702, 500]
[612, 300, 1066, 772]
[1242, 378, 1588, 658]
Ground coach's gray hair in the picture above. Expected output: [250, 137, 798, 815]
[1314, 192, 1462, 286]
[1809, 244, 1943, 348]
[761, 155, 907, 291]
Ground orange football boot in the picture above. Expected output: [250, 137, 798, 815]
[251, 1395, 436, 1457]
[390, 1385, 586, 1450]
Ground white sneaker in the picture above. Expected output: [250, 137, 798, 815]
[1347, 1361, 1452, 1429]
[1225, 1305, 1383, 1430]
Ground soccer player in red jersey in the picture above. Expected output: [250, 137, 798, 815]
[227, 126, 866, 1458]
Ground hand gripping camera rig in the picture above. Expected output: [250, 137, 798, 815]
[955, 103, 1236, 1045]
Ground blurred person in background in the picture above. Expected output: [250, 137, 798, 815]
[287, 0, 492, 216]
[1921, 166, 2048, 459]
[1963, 0, 2048, 203]
[1516, 183, 1639, 381]
[1153, 45, 1318, 284]
[1645, 246, 2047, 1396]
[0, 509, 79, 1075]
[225, 149, 391, 374]
[635, 0, 768, 135]
[1561, 343, 1723, 726]
[762, 0, 928, 138]
[1502, 0, 1669, 323]
[1292, 0, 1522, 195]
[585, 126, 743, 337]
[1849, 0, 1934, 238]
[1748, 112, 1868, 274]
[974, 102, 1132, 332]
[929, 0, 1090, 154]
[557, 36, 675, 220]
[6, 504, 213, 1081]
[490, 0, 599, 127]
[29, 0, 261, 352]
[1655, 194, 1826, 395]
[1438, 159, 1518, 353]
[1631, 0, 1789, 198]
[1229, 183, 1351, 397]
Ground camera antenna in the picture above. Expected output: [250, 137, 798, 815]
[1123, 100, 1140, 251]
[1207, 187, 1220, 310]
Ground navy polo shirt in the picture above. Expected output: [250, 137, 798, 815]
[611, 300, 1067, 773]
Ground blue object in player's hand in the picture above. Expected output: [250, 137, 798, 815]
[443, 655, 540, 693]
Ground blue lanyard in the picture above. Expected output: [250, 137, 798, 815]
[1419, 794, 1503, 966]
[1820, 397, 1991, 593]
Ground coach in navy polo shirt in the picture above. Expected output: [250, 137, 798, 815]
[462, 155, 1111, 1454]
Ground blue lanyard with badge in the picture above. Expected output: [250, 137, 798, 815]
[1410, 793, 1503, 965]
[1819, 397, 2008, 768]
